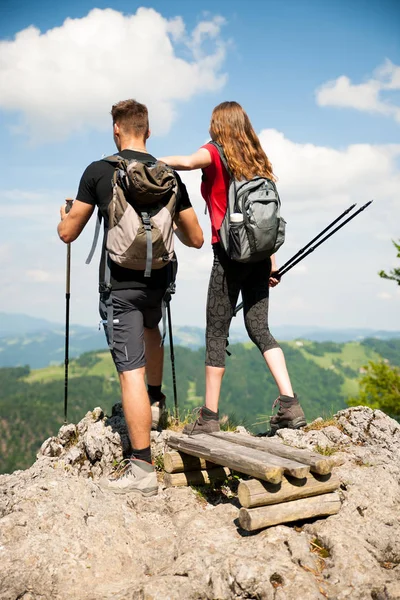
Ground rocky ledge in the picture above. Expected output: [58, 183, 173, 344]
[1, 406, 399, 600]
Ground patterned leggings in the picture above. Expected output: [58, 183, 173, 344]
[206, 243, 280, 367]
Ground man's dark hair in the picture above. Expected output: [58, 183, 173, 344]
[111, 99, 149, 139]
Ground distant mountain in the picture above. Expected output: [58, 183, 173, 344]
[273, 326, 400, 343]
[0, 312, 66, 338]
[0, 312, 399, 369]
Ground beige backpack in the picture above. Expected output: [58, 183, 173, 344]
[86, 155, 179, 279]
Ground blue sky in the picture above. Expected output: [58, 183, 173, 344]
[0, 0, 399, 332]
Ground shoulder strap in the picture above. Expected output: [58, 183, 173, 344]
[208, 141, 232, 177]
[86, 209, 103, 264]
[101, 154, 126, 165]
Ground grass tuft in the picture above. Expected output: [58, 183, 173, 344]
[304, 417, 344, 433]
[310, 538, 331, 559]
[314, 444, 337, 456]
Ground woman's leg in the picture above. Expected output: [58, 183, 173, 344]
[242, 262, 306, 431]
[263, 347, 294, 397]
[205, 249, 241, 412]
[244, 289, 293, 394]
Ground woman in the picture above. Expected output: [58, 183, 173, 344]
[161, 101, 306, 436]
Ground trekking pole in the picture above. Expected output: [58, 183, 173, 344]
[234, 200, 373, 315]
[278, 200, 373, 276]
[166, 299, 179, 420]
[63, 199, 73, 424]
[278, 203, 356, 274]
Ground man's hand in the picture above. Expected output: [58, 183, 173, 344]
[60, 198, 74, 221]
[57, 199, 94, 243]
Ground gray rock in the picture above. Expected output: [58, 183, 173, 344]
[1, 406, 399, 600]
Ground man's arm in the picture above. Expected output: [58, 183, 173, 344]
[57, 200, 95, 243]
[160, 148, 211, 171]
[174, 208, 204, 249]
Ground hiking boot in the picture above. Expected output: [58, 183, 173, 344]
[149, 393, 167, 430]
[183, 407, 220, 436]
[268, 394, 306, 436]
[98, 459, 158, 496]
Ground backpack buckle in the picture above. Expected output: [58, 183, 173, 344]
[141, 212, 152, 230]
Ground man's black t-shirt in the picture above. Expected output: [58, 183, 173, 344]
[76, 150, 192, 290]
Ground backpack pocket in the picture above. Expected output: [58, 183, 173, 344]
[229, 221, 250, 262]
[273, 217, 286, 253]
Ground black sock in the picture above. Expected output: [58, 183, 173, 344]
[130, 446, 152, 464]
[201, 406, 219, 421]
[148, 385, 163, 402]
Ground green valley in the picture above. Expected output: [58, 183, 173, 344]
[1, 338, 399, 475]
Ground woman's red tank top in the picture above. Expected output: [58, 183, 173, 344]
[200, 143, 230, 244]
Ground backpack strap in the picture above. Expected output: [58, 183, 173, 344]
[85, 209, 103, 265]
[208, 141, 232, 177]
[160, 255, 178, 345]
[141, 212, 153, 278]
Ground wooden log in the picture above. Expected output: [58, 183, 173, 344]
[212, 432, 333, 475]
[167, 434, 284, 484]
[239, 491, 341, 531]
[164, 451, 217, 474]
[168, 433, 310, 480]
[164, 466, 230, 487]
[238, 472, 341, 508]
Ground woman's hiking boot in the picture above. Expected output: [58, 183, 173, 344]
[149, 392, 167, 430]
[183, 406, 220, 436]
[268, 394, 306, 436]
[98, 458, 158, 496]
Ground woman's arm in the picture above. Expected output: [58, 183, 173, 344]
[160, 148, 212, 171]
[269, 254, 281, 287]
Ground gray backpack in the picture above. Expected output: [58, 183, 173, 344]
[211, 142, 286, 262]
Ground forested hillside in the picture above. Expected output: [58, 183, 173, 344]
[1, 338, 399, 474]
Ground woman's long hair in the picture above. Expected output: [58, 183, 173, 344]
[209, 101, 276, 181]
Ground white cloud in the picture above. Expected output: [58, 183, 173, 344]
[26, 270, 51, 283]
[259, 129, 400, 238]
[2, 130, 399, 331]
[0, 8, 227, 140]
[377, 292, 392, 300]
[315, 60, 400, 123]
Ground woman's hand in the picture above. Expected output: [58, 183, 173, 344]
[269, 271, 281, 287]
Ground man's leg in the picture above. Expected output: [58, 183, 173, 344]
[98, 289, 157, 495]
[119, 366, 151, 454]
[144, 326, 163, 386]
[143, 297, 167, 428]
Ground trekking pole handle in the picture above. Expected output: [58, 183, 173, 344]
[65, 198, 74, 214]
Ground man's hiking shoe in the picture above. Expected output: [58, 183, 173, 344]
[99, 459, 158, 496]
[183, 407, 220, 436]
[149, 393, 167, 430]
[268, 394, 307, 437]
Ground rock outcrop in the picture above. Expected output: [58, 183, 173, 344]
[1, 406, 399, 600]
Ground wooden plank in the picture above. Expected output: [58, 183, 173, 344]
[167, 434, 284, 484]
[212, 432, 333, 475]
[239, 491, 341, 531]
[164, 467, 230, 487]
[238, 472, 341, 508]
[164, 451, 216, 474]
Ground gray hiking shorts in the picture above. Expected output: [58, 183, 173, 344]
[99, 288, 165, 372]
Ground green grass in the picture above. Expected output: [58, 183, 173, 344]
[25, 351, 115, 383]
[287, 340, 382, 400]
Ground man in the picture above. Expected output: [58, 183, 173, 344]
[58, 99, 203, 496]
